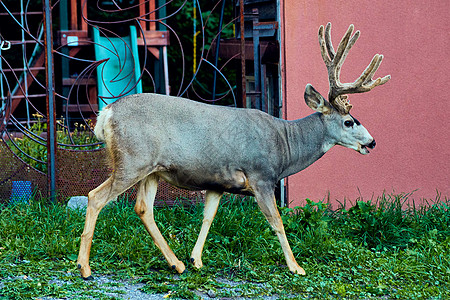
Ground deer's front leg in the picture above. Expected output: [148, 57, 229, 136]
[135, 174, 185, 273]
[255, 189, 306, 275]
[190, 190, 223, 269]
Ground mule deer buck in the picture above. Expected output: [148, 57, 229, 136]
[77, 23, 390, 279]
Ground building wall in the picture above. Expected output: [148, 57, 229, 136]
[280, 1, 449, 207]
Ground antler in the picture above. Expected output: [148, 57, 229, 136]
[319, 23, 391, 114]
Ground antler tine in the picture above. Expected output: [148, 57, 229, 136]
[319, 23, 346, 64]
[355, 54, 381, 86]
[336, 30, 360, 75]
[356, 54, 391, 87]
[321, 23, 361, 102]
[333, 24, 357, 66]
[319, 23, 391, 114]
[318, 25, 331, 65]
[350, 54, 391, 93]
[324, 23, 335, 60]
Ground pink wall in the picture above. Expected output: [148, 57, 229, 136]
[281, 1, 449, 207]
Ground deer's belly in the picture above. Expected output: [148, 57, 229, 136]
[156, 169, 254, 195]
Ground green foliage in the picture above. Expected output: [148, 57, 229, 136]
[165, 0, 236, 103]
[6, 115, 101, 173]
[335, 195, 412, 249]
[0, 194, 449, 299]
[333, 194, 450, 252]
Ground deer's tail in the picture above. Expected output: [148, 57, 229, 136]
[94, 106, 112, 142]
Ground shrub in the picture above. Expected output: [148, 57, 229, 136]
[6, 115, 102, 173]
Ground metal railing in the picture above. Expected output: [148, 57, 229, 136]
[0, 0, 280, 203]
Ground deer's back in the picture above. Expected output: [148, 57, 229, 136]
[99, 93, 289, 192]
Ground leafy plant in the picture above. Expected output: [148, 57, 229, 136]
[6, 114, 102, 173]
[335, 194, 414, 250]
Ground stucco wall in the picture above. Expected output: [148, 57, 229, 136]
[281, 1, 449, 206]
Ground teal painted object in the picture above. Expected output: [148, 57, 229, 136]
[93, 26, 142, 110]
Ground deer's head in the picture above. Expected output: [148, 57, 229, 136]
[305, 23, 390, 155]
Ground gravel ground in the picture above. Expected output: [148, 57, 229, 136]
[40, 275, 162, 300]
[72, 276, 281, 300]
[1, 274, 284, 300]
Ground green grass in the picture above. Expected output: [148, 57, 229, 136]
[0, 194, 449, 299]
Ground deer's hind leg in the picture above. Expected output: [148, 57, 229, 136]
[190, 190, 223, 269]
[77, 174, 136, 279]
[134, 174, 186, 273]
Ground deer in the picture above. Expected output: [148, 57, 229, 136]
[77, 23, 390, 279]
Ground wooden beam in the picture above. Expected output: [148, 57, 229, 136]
[139, 0, 147, 32]
[62, 78, 97, 86]
[63, 103, 98, 112]
[4, 50, 46, 121]
[136, 30, 170, 46]
[81, 0, 88, 32]
[147, 46, 160, 59]
[149, 0, 156, 31]
[70, 0, 77, 30]
[58, 30, 90, 46]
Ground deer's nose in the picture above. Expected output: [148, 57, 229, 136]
[367, 139, 376, 149]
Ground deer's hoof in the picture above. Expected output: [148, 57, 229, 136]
[77, 263, 92, 278]
[172, 264, 186, 274]
[190, 258, 203, 269]
[291, 267, 306, 276]
[83, 275, 94, 281]
[169, 260, 186, 274]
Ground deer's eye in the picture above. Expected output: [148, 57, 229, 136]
[344, 120, 354, 127]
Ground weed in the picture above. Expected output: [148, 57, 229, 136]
[6, 115, 102, 173]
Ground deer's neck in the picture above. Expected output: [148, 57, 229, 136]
[279, 113, 334, 179]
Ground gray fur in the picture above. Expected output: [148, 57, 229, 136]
[97, 92, 353, 195]
[77, 22, 389, 278]
[77, 89, 376, 277]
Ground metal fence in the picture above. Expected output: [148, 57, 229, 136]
[0, 0, 281, 203]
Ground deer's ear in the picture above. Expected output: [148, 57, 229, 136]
[304, 84, 332, 114]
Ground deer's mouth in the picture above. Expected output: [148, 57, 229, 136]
[359, 145, 370, 155]
[359, 140, 376, 155]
